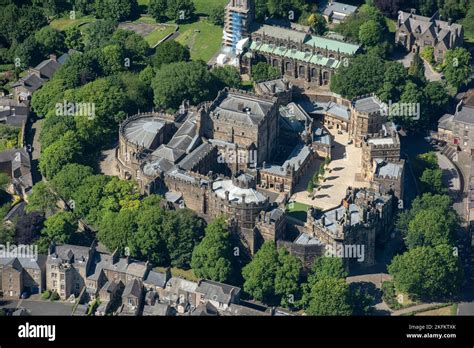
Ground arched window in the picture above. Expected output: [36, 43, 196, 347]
[322, 71, 329, 81]
[298, 65, 305, 77]
[311, 68, 316, 77]
[272, 59, 278, 67]
[285, 61, 291, 72]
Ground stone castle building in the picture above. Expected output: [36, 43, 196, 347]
[395, 10, 463, 62]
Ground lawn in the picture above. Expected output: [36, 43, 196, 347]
[174, 19, 222, 62]
[415, 304, 456, 316]
[286, 201, 311, 222]
[154, 266, 199, 282]
[193, 0, 228, 16]
[144, 25, 176, 47]
[49, 15, 97, 31]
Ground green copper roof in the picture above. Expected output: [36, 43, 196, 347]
[252, 24, 360, 55]
[249, 41, 340, 69]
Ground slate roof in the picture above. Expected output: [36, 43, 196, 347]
[12, 73, 44, 93]
[261, 143, 311, 175]
[375, 160, 404, 179]
[0, 254, 46, 271]
[196, 280, 241, 305]
[123, 278, 142, 298]
[453, 105, 474, 125]
[313, 101, 350, 121]
[34, 59, 61, 80]
[123, 117, 165, 149]
[178, 142, 215, 171]
[48, 245, 90, 266]
[353, 96, 385, 114]
[213, 92, 275, 126]
[144, 270, 168, 288]
[94, 253, 148, 279]
[321, 1, 358, 17]
[256, 78, 290, 94]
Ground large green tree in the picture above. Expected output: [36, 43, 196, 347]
[26, 182, 58, 215]
[39, 131, 84, 179]
[191, 216, 234, 282]
[152, 41, 190, 69]
[152, 61, 214, 110]
[41, 211, 77, 244]
[50, 163, 94, 202]
[442, 48, 471, 90]
[305, 277, 353, 315]
[94, 0, 138, 21]
[388, 244, 463, 301]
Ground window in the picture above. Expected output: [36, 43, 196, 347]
[60, 284, 65, 290]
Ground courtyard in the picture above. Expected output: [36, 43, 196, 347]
[291, 129, 369, 211]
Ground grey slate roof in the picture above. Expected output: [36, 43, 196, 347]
[453, 105, 474, 125]
[196, 280, 241, 304]
[212, 92, 275, 126]
[321, 1, 358, 17]
[123, 117, 165, 149]
[375, 160, 404, 179]
[48, 244, 90, 266]
[178, 142, 215, 171]
[314, 101, 350, 121]
[144, 270, 167, 288]
[123, 278, 142, 298]
[353, 96, 385, 114]
[261, 143, 311, 175]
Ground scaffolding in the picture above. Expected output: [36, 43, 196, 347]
[231, 12, 243, 53]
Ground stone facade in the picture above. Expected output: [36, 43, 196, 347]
[349, 94, 388, 147]
[395, 10, 463, 63]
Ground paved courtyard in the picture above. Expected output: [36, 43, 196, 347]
[291, 130, 369, 211]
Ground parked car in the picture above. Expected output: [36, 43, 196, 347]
[20, 291, 29, 299]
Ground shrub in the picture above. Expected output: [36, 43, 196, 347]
[41, 289, 51, 300]
[382, 281, 401, 310]
[50, 291, 60, 301]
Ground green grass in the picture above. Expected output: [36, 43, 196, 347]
[193, 0, 228, 16]
[154, 266, 199, 282]
[174, 19, 222, 62]
[144, 25, 176, 47]
[49, 15, 97, 31]
[135, 14, 157, 25]
[286, 201, 311, 222]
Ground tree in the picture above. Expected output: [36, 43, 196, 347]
[65, 25, 84, 51]
[388, 244, 463, 301]
[94, 0, 138, 21]
[307, 13, 327, 35]
[396, 81, 427, 129]
[162, 209, 205, 268]
[331, 54, 385, 99]
[152, 61, 214, 110]
[50, 164, 94, 202]
[305, 277, 353, 315]
[111, 29, 150, 63]
[406, 208, 457, 249]
[166, 0, 195, 22]
[83, 20, 118, 51]
[99, 44, 125, 75]
[212, 66, 242, 89]
[307, 179, 314, 193]
[349, 282, 376, 315]
[54, 50, 101, 88]
[34, 27, 65, 56]
[133, 196, 169, 265]
[72, 175, 110, 224]
[31, 78, 68, 118]
[420, 46, 435, 65]
[396, 193, 455, 236]
[359, 20, 384, 47]
[14, 35, 44, 69]
[41, 212, 77, 244]
[98, 210, 138, 253]
[420, 168, 447, 194]
[209, 6, 225, 26]
[148, 0, 168, 22]
[26, 182, 57, 215]
[39, 131, 84, 179]
[251, 62, 281, 82]
[377, 61, 408, 102]
[191, 216, 234, 282]
[424, 81, 449, 124]
[242, 242, 279, 303]
[308, 256, 348, 283]
[408, 52, 426, 84]
[374, 0, 405, 17]
[152, 41, 190, 69]
[275, 248, 302, 308]
[442, 48, 471, 90]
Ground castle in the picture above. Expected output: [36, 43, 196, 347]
[218, 0, 361, 88]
